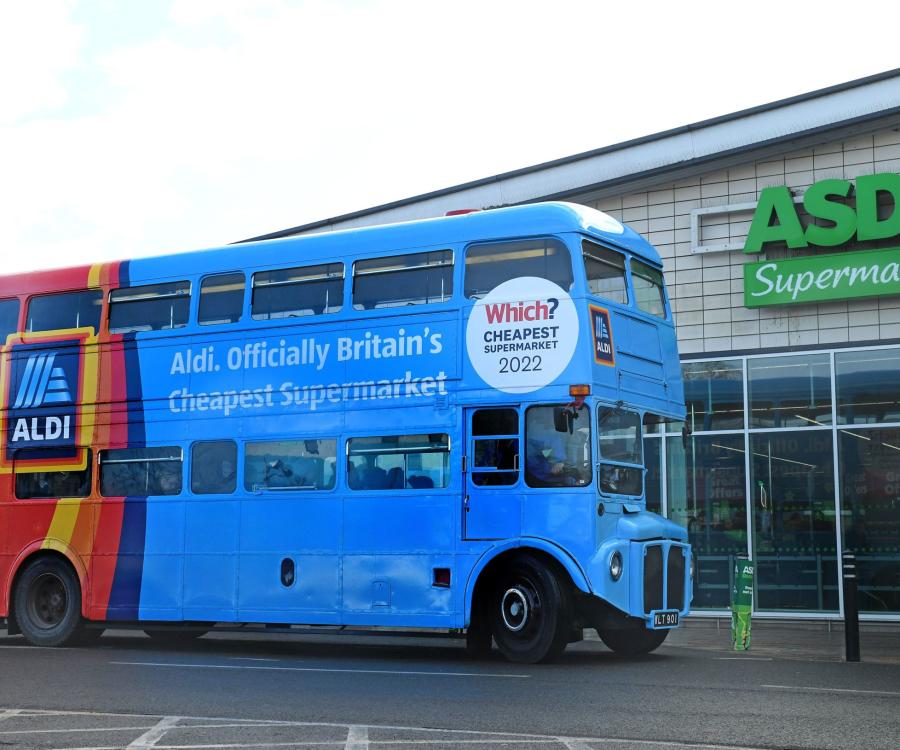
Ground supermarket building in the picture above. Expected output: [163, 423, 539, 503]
[248, 70, 900, 620]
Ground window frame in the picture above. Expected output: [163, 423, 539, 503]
[26, 289, 104, 334]
[190, 439, 238, 495]
[99, 446, 184, 497]
[14, 448, 94, 500]
[198, 272, 246, 326]
[596, 405, 644, 498]
[243, 437, 338, 493]
[464, 236, 574, 300]
[0, 297, 20, 342]
[108, 281, 192, 334]
[346, 433, 451, 491]
[250, 262, 345, 320]
[629, 259, 667, 319]
[351, 249, 454, 311]
[582, 239, 629, 305]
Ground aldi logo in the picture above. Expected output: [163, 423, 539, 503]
[1, 329, 98, 472]
[589, 305, 615, 366]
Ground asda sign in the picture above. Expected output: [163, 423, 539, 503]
[743, 173, 900, 307]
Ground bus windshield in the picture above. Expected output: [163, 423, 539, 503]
[524, 405, 591, 488]
[597, 407, 643, 496]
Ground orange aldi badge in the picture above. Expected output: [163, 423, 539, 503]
[589, 306, 615, 366]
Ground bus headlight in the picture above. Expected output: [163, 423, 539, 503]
[610, 551, 623, 581]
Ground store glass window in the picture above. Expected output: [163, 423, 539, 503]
[748, 354, 831, 428]
[682, 360, 744, 431]
[836, 348, 900, 425]
[666, 434, 747, 609]
[750, 431, 838, 612]
[838, 426, 900, 613]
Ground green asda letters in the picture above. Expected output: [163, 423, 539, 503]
[744, 172, 900, 252]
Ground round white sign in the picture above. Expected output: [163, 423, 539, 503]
[466, 277, 579, 393]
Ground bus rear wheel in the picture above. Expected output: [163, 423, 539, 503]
[14, 557, 85, 647]
[489, 556, 569, 664]
[598, 625, 669, 656]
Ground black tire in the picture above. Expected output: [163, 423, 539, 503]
[488, 556, 570, 664]
[465, 625, 493, 658]
[598, 625, 669, 656]
[13, 557, 85, 647]
[143, 627, 207, 644]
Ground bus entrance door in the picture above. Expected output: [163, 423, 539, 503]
[463, 407, 522, 541]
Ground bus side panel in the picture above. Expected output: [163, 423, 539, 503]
[237, 495, 342, 621]
[342, 492, 457, 622]
[183, 497, 239, 621]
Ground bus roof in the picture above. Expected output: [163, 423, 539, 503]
[0, 202, 661, 296]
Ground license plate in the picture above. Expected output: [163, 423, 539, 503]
[652, 610, 679, 628]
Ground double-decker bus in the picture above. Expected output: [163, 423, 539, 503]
[0, 202, 690, 663]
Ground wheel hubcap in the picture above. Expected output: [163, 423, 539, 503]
[28, 574, 67, 629]
[501, 587, 530, 632]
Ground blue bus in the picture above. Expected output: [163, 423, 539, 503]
[0, 201, 690, 663]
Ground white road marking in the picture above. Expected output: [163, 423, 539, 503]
[0, 709, 22, 722]
[126, 716, 181, 749]
[0, 726, 156, 736]
[763, 684, 900, 698]
[345, 725, 369, 750]
[111, 660, 528, 679]
[560, 740, 594, 750]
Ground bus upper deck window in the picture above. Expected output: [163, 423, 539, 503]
[583, 240, 628, 304]
[109, 281, 191, 333]
[352, 250, 453, 310]
[0, 298, 19, 341]
[631, 260, 667, 318]
[465, 239, 573, 299]
[252, 263, 343, 320]
[27, 290, 102, 333]
[199, 273, 245, 325]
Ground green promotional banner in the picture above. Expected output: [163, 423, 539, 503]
[731, 557, 754, 651]
[744, 246, 900, 307]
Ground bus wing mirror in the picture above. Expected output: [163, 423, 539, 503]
[553, 407, 574, 434]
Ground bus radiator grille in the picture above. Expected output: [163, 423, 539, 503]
[643, 545, 664, 614]
[666, 546, 686, 611]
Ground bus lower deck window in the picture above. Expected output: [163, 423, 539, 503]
[465, 238, 573, 299]
[27, 289, 102, 333]
[252, 263, 343, 319]
[100, 447, 183, 496]
[15, 449, 93, 499]
[191, 440, 238, 494]
[109, 281, 191, 333]
[347, 434, 449, 490]
[244, 439, 337, 491]
[352, 251, 453, 310]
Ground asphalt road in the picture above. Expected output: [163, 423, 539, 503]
[1, 627, 899, 750]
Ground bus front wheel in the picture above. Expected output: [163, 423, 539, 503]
[489, 556, 570, 664]
[598, 625, 669, 656]
[13, 557, 85, 647]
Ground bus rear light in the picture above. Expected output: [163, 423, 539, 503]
[444, 209, 481, 216]
[569, 384, 591, 397]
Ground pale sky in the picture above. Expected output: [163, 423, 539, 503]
[1, 0, 898, 275]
